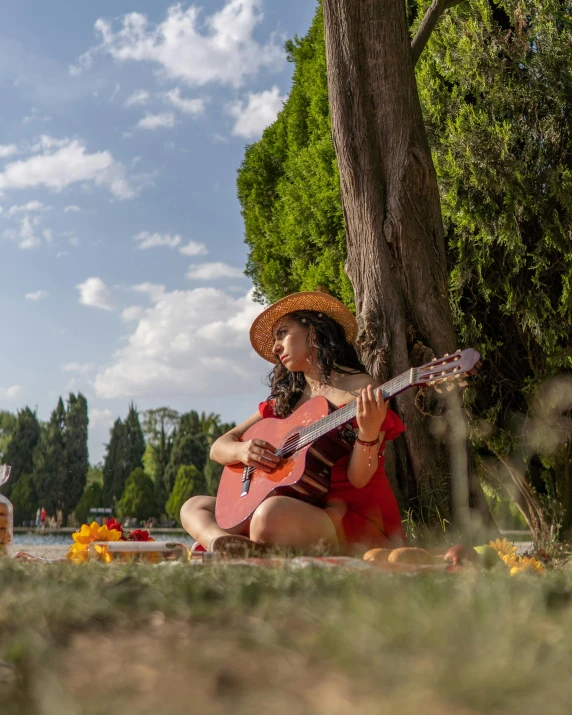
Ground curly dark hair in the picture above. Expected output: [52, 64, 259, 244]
[267, 310, 365, 417]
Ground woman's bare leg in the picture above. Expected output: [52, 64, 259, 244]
[180, 495, 249, 549]
[249, 496, 339, 550]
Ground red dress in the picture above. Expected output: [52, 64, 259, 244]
[258, 399, 406, 548]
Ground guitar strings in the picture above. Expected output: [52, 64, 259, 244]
[255, 357, 465, 466]
[278, 371, 412, 454]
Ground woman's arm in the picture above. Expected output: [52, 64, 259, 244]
[210, 411, 281, 473]
[346, 383, 388, 489]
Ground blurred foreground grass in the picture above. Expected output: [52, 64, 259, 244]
[1, 559, 572, 715]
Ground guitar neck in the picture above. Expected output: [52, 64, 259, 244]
[297, 369, 414, 449]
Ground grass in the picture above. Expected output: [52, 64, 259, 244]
[1, 557, 572, 714]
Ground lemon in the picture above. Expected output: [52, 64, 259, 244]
[473, 544, 501, 569]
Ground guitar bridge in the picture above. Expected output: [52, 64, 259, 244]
[240, 466, 252, 497]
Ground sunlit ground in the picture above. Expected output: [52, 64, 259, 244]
[1, 557, 571, 715]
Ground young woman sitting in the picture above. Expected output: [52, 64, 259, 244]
[180, 291, 406, 556]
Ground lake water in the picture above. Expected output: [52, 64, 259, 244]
[13, 532, 196, 546]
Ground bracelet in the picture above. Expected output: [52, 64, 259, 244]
[353, 435, 380, 468]
[355, 436, 379, 446]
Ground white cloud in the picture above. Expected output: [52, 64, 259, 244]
[57, 251, 68, 258]
[122, 305, 145, 322]
[94, 287, 264, 399]
[64, 204, 81, 213]
[89, 407, 114, 430]
[71, 0, 283, 88]
[3, 215, 42, 250]
[229, 86, 285, 138]
[0, 144, 18, 158]
[62, 362, 96, 374]
[0, 137, 136, 200]
[22, 114, 51, 124]
[77, 277, 115, 311]
[132, 282, 166, 302]
[134, 231, 181, 250]
[124, 89, 149, 107]
[25, 289, 49, 301]
[6, 200, 50, 216]
[186, 262, 243, 280]
[179, 240, 208, 256]
[164, 88, 206, 116]
[0, 385, 21, 401]
[136, 112, 176, 130]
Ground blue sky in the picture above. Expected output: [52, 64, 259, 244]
[0, 0, 318, 463]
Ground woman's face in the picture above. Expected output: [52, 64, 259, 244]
[271, 315, 314, 372]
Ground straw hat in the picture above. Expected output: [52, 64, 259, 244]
[250, 290, 358, 363]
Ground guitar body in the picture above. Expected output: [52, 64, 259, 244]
[215, 396, 354, 530]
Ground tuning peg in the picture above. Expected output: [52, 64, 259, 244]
[433, 385, 443, 394]
[443, 353, 449, 358]
[457, 380, 468, 388]
[444, 382, 455, 392]
[431, 357, 437, 362]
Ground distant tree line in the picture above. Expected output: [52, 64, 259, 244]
[0, 398, 233, 527]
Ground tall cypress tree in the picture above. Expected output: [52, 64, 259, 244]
[102, 405, 146, 506]
[1, 407, 40, 498]
[163, 411, 208, 496]
[102, 418, 125, 505]
[120, 403, 145, 491]
[64, 393, 89, 518]
[33, 399, 66, 515]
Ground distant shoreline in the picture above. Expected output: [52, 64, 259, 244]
[13, 526, 187, 534]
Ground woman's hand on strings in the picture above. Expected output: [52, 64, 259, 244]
[356, 384, 387, 442]
[239, 439, 281, 473]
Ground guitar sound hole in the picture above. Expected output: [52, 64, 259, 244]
[280, 433, 301, 459]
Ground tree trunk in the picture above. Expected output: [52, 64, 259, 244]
[322, 0, 492, 531]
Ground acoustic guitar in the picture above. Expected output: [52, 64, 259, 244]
[215, 349, 481, 529]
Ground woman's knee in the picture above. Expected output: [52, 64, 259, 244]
[249, 497, 292, 542]
[180, 495, 215, 523]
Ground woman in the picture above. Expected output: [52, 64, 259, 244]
[180, 291, 406, 555]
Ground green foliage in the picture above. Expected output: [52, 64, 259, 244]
[64, 393, 89, 518]
[416, 0, 572, 406]
[237, 5, 354, 308]
[32, 394, 90, 518]
[204, 458, 224, 497]
[9, 473, 37, 526]
[73, 481, 105, 526]
[142, 407, 179, 514]
[163, 411, 209, 494]
[0, 410, 16, 462]
[116, 467, 157, 522]
[86, 464, 103, 486]
[102, 404, 146, 505]
[414, 0, 572, 524]
[1, 407, 40, 499]
[102, 418, 124, 504]
[33, 398, 67, 516]
[165, 464, 205, 525]
[123, 403, 146, 482]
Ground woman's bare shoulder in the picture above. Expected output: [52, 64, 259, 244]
[335, 369, 381, 392]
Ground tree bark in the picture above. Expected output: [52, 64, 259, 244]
[322, 0, 492, 530]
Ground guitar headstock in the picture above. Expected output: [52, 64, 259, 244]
[413, 349, 481, 391]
